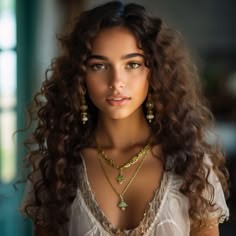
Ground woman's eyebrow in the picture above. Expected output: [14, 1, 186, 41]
[86, 53, 145, 61]
[121, 53, 145, 60]
[87, 54, 108, 61]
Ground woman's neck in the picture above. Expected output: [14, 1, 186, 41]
[95, 113, 152, 150]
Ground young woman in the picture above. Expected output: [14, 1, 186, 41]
[21, 1, 229, 235]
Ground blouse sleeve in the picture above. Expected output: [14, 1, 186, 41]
[202, 155, 229, 223]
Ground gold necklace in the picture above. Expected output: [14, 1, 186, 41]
[97, 147, 149, 211]
[96, 142, 150, 184]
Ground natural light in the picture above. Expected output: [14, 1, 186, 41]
[0, 0, 16, 183]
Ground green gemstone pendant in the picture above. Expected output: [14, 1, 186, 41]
[116, 174, 124, 184]
[118, 200, 128, 211]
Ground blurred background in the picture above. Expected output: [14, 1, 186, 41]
[0, 0, 235, 235]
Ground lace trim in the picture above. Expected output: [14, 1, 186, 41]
[78, 156, 169, 236]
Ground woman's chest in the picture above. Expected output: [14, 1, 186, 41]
[69, 169, 190, 236]
[80, 153, 164, 231]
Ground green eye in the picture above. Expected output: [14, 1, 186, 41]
[127, 63, 141, 69]
[90, 64, 107, 70]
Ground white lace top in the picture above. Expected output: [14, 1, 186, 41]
[67, 157, 229, 236]
[21, 156, 229, 236]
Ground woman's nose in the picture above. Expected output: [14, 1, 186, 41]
[109, 67, 125, 90]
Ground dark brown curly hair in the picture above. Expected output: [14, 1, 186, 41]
[21, 1, 229, 234]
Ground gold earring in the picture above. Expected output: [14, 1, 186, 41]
[80, 89, 88, 124]
[146, 93, 154, 123]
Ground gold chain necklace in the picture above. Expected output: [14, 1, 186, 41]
[96, 142, 150, 184]
[97, 147, 150, 211]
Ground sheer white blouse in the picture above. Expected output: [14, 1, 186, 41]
[67, 157, 229, 236]
[21, 156, 229, 236]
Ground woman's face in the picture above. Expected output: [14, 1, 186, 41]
[85, 26, 150, 121]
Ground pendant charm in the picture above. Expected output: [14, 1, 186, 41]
[116, 174, 124, 184]
[118, 200, 128, 211]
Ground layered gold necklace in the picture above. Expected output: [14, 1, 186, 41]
[97, 146, 150, 211]
[96, 142, 151, 184]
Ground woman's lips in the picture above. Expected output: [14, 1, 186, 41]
[106, 95, 131, 106]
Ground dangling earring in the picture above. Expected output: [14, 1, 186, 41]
[80, 88, 88, 124]
[146, 93, 154, 123]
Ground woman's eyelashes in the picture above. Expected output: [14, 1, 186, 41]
[126, 62, 142, 69]
[89, 63, 107, 71]
[88, 61, 143, 71]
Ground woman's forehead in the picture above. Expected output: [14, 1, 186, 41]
[90, 26, 143, 56]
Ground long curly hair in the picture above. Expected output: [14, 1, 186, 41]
[21, 1, 229, 234]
